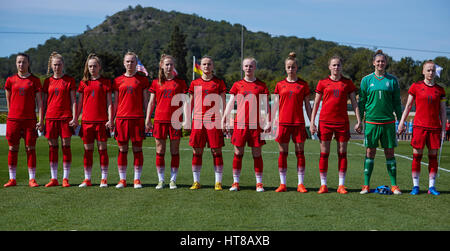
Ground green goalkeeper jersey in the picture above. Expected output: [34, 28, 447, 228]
[358, 72, 402, 123]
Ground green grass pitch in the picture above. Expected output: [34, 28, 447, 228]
[0, 136, 449, 230]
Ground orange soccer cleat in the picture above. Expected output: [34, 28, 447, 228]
[317, 185, 329, 194]
[45, 179, 59, 187]
[62, 178, 70, 187]
[28, 179, 39, 188]
[229, 182, 240, 191]
[4, 179, 17, 187]
[297, 184, 308, 193]
[275, 184, 287, 192]
[337, 185, 348, 194]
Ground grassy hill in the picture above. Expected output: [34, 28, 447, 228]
[0, 5, 448, 101]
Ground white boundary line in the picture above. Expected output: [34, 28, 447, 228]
[350, 142, 450, 173]
[107, 142, 450, 173]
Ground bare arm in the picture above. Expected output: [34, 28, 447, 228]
[440, 100, 447, 140]
[222, 94, 235, 132]
[349, 91, 362, 134]
[398, 94, 414, 134]
[105, 92, 113, 130]
[76, 93, 83, 122]
[145, 92, 156, 130]
[5, 89, 10, 112]
[69, 90, 78, 127]
[36, 92, 44, 132]
[304, 95, 312, 123]
[309, 92, 322, 135]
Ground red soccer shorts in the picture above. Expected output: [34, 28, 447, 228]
[45, 119, 74, 139]
[231, 126, 265, 147]
[6, 119, 38, 146]
[411, 126, 442, 150]
[152, 122, 182, 140]
[79, 122, 110, 144]
[115, 118, 145, 143]
[317, 121, 350, 142]
[189, 122, 224, 149]
[275, 124, 307, 144]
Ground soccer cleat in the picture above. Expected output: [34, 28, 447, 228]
[337, 185, 348, 194]
[360, 185, 370, 194]
[297, 184, 308, 193]
[317, 185, 329, 194]
[410, 186, 420, 195]
[28, 179, 39, 187]
[78, 179, 92, 187]
[45, 179, 59, 187]
[229, 182, 240, 191]
[155, 181, 164, 190]
[391, 186, 402, 195]
[99, 179, 108, 188]
[169, 180, 177, 189]
[115, 179, 127, 188]
[275, 184, 287, 192]
[190, 182, 201, 190]
[214, 182, 223, 191]
[256, 183, 264, 192]
[134, 179, 142, 189]
[428, 186, 440, 196]
[62, 178, 70, 187]
[4, 179, 16, 187]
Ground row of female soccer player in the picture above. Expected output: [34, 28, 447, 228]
[3, 49, 447, 195]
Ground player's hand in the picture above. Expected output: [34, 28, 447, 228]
[36, 121, 44, 132]
[69, 118, 78, 128]
[397, 124, 405, 135]
[354, 122, 362, 134]
[309, 123, 317, 135]
[181, 121, 190, 133]
[145, 119, 153, 131]
[263, 122, 271, 134]
[105, 120, 114, 130]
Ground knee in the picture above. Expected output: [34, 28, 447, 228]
[366, 148, 376, 158]
[9, 145, 19, 152]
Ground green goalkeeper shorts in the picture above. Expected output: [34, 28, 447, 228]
[364, 122, 398, 149]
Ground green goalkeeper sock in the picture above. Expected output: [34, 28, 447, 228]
[364, 157, 374, 186]
[386, 157, 397, 186]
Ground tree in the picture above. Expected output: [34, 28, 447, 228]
[166, 25, 188, 82]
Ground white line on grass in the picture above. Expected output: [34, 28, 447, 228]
[107, 141, 450, 173]
[350, 142, 450, 173]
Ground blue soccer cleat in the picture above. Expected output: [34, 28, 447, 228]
[428, 187, 440, 196]
[410, 186, 420, 195]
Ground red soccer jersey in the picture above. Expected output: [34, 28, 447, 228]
[274, 78, 310, 125]
[189, 77, 227, 122]
[113, 74, 150, 119]
[43, 75, 76, 120]
[4, 74, 42, 120]
[78, 77, 112, 123]
[408, 81, 446, 129]
[229, 79, 269, 127]
[315, 76, 356, 124]
[149, 78, 188, 123]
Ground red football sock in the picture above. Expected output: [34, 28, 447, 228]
[338, 152, 347, 173]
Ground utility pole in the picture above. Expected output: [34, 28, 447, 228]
[241, 25, 244, 79]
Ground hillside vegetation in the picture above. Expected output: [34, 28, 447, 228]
[0, 5, 448, 102]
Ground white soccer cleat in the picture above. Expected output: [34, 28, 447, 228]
[256, 183, 264, 192]
[155, 181, 164, 190]
[169, 180, 177, 189]
[134, 179, 142, 189]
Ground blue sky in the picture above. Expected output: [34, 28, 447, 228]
[0, 0, 449, 61]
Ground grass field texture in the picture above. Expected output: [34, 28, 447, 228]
[0, 136, 449, 231]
